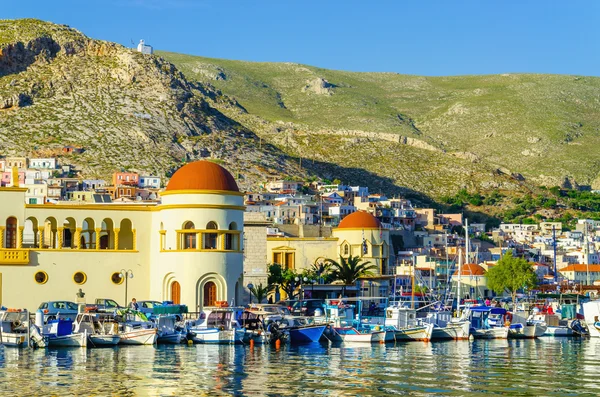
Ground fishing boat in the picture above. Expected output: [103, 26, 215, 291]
[463, 307, 509, 339]
[72, 312, 120, 346]
[507, 311, 547, 339]
[43, 318, 88, 347]
[383, 304, 434, 342]
[187, 306, 247, 344]
[0, 309, 44, 347]
[423, 310, 470, 340]
[115, 309, 157, 345]
[155, 314, 183, 344]
[329, 326, 386, 343]
[285, 322, 326, 344]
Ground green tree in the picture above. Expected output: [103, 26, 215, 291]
[267, 263, 301, 299]
[486, 252, 537, 308]
[325, 255, 377, 285]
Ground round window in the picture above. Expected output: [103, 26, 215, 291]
[111, 272, 123, 285]
[34, 271, 48, 284]
[73, 271, 87, 285]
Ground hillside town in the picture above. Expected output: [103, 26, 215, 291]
[3, 155, 600, 303]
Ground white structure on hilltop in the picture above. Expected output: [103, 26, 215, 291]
[137, 39, 153, 55]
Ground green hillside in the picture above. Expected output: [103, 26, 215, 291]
[160, 51, 600, 189]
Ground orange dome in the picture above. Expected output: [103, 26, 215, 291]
[166, 161, 239, 192]
[338, 211, 381, 229]
[453, 263, 486, 276]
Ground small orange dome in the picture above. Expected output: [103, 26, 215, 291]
[338, 211, 381, 229]
[166, 161, 239, 192]
[453, 263, 486, 276]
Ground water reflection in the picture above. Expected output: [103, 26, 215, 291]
[0, 339, 600, 395]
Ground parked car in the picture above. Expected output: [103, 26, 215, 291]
[137, 300, 162, 316]
[38, 301, 79, 321]
[291, 299, 325, 316]
[85, 298, 124, 313]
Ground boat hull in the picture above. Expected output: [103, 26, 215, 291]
[89, 335, 121, 346]
[508, 323, 547, 339]
[393, 323, 434, 342]
[47, 332, 87, 348]
[543, 326, 575, 337]
[0, 333, 28, 347]
[157, 332, 183, 344]
[119, 329, 157, 345]
[471, 327, 509, 339]
[288, 325, 326, 344]
[332, 327, 385, 343]
[190, 328, 246, 344]
[431, 322, 470, 341]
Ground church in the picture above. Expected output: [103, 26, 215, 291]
[0, 161, 244, 311]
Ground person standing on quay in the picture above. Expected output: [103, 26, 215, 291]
[130, 298, 139, 310]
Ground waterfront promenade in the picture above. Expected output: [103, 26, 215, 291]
[1, 339, 598, 396]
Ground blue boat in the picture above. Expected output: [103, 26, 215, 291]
[287, 323, 326, 344]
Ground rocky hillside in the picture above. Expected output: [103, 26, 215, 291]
[2, 19, 599, 205]
[160, 51, 600, 194]
[0, 19, 307, 190]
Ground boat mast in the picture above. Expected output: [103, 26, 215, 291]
[411, 252, 416, 309]
[456, 247, 462, 316]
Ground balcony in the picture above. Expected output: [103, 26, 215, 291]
[0, 249, 30, 265]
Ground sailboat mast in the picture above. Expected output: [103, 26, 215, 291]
[456, 247, 462, 316]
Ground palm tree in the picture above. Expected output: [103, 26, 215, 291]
[310, 257, 331, 284]
[325, 255, 377, 285]
[249, 283, 269, 304]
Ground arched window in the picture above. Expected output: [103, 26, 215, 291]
[204, 222, 218, 250]
[5, 217, 17, 248]
[118, 219, 134, 250]
[343, 244, 349, 256]
[183, 221, 196, 249]
[225, 222, 237, 250]
[100, 218, 114, 249]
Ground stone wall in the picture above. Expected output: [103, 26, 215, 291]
[243, 212, 270, 303]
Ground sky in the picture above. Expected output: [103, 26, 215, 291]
[3, 0, 599, 76]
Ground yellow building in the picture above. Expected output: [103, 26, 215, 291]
[266, 211, 391, 296]
[0, 161, 244, 311]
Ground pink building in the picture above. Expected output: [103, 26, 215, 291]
[112, 172, 139, 186]
[1, 171, 25, 187]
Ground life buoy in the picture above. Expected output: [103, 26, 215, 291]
[506, 312, 513, 323]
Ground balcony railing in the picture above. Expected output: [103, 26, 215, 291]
[0, 249, 30, 265]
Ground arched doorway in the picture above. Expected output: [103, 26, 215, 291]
[203, 281, 217, 306]
[6, 217, 17, 248]
[171, 281, 181, 304]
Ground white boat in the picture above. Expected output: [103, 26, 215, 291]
[73, 312, 121, 346]
[119, 328, 157, 345]
[0, 310, 30, 347]
[155, 315, 183, 344]
[47, 331, 88, 347]
[424, 310, 470, 340]
[187, 306, 247, 344]
[544, 325, 575, 336]
[116, 309, 158, 345]
[463, 306, 509, 339]
[330, 326, 386, 343]
[43, 318, 88, 347]
[507, 311, 547, 339]
[508, 322, 547, 339]
[582, 301, 600, 338]
[383, 304, 434, 342]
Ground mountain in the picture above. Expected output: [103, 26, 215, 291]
[159, 52, 600, 195]
[2, 19, 599, 205]
[0, 19, 305, 190]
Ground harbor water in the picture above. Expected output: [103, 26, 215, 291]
[1, 338, 599, 396]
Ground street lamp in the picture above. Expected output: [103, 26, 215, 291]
[247, 283, 254, 304]
[119, 269, 134, 307]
